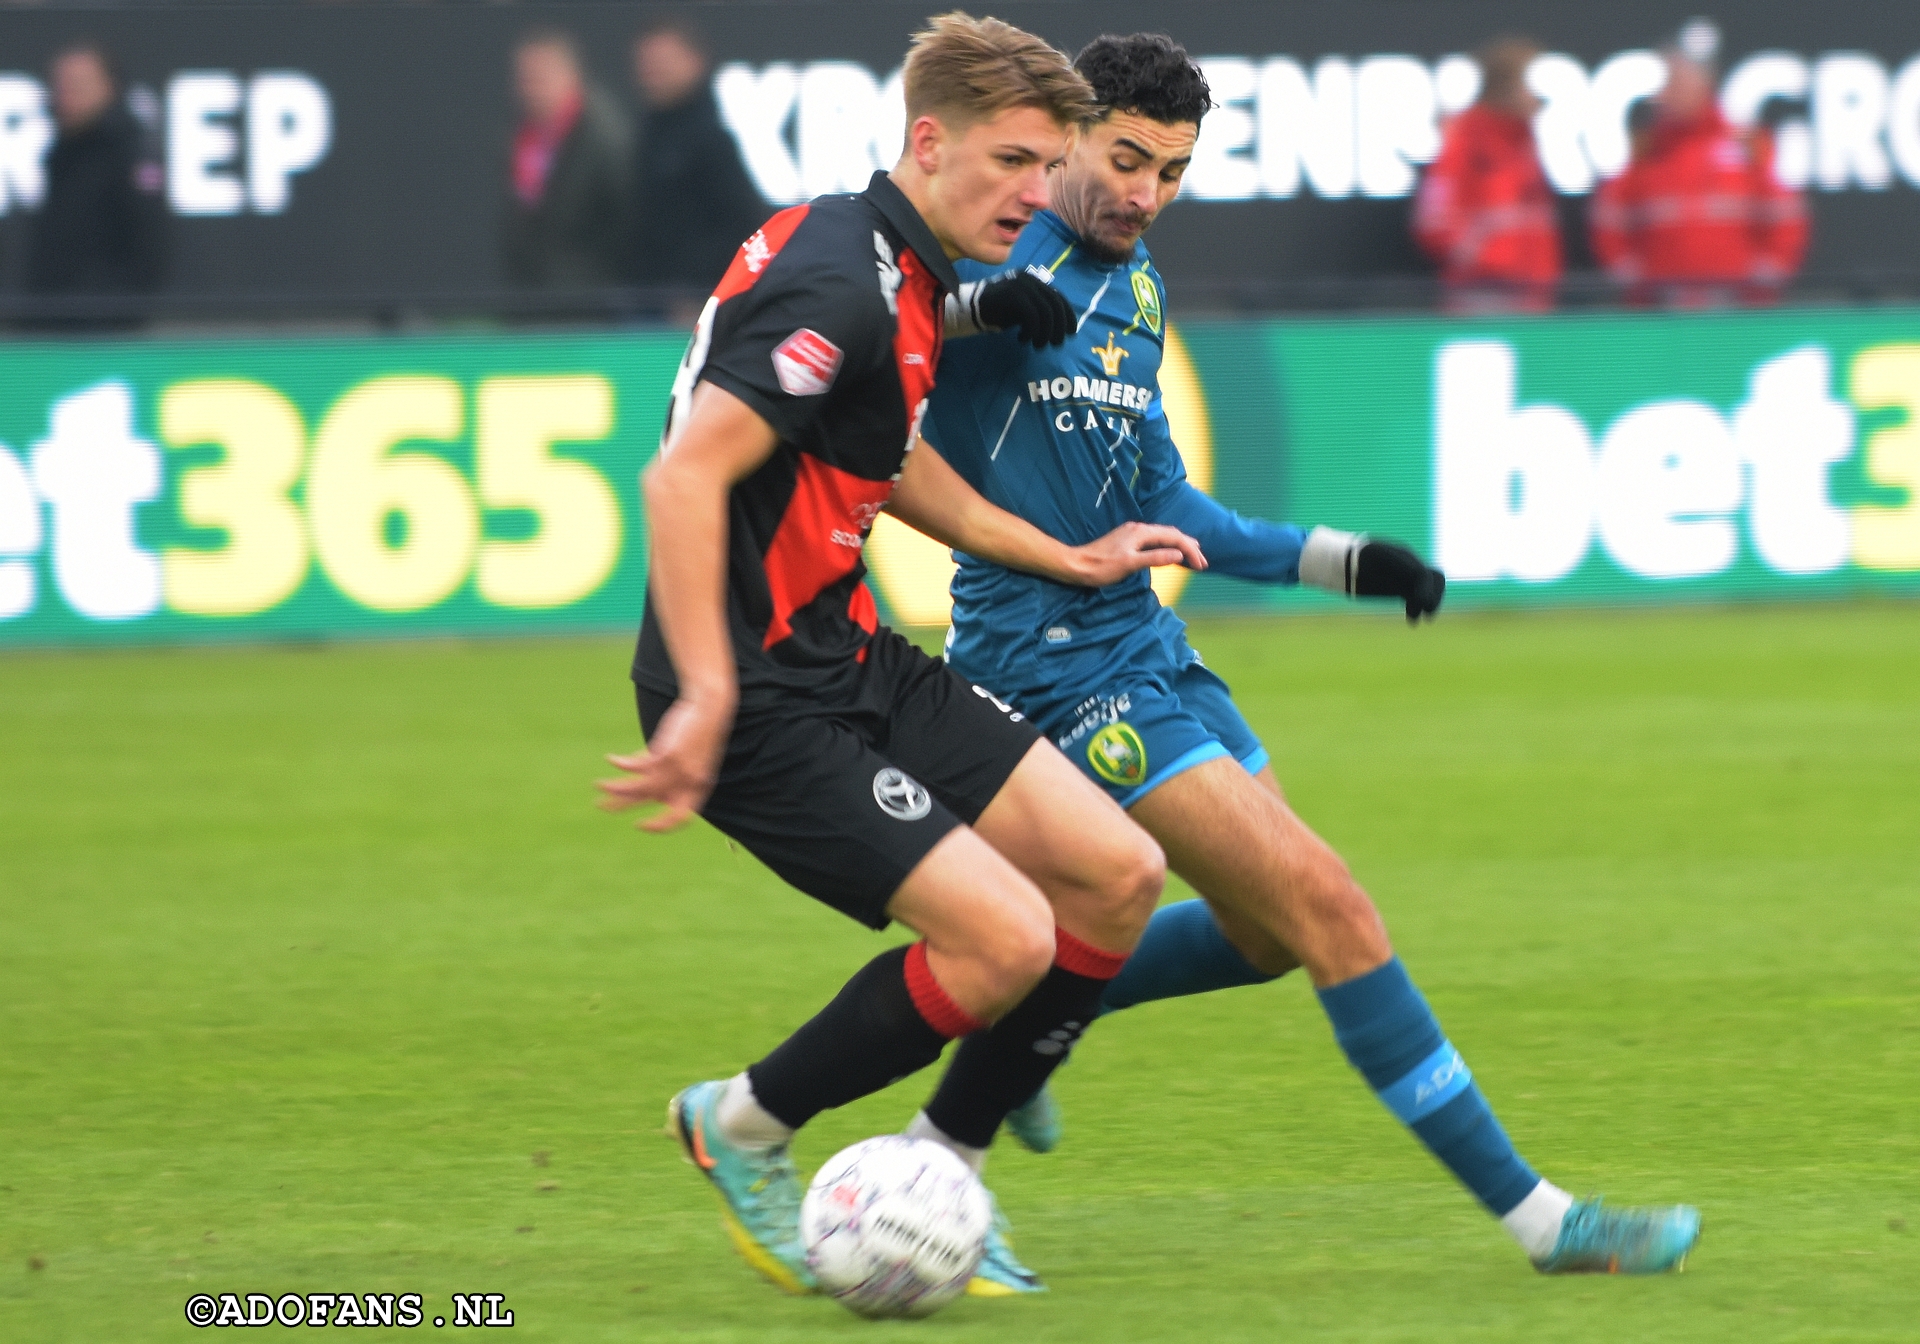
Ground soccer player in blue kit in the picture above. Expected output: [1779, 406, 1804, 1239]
[908, 32, 1703, 1291]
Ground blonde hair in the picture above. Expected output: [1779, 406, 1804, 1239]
[903, 11, 1096, 131]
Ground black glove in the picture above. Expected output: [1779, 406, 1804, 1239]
[973, 267, 1075, 348]
[1354, 539, 1446, 624]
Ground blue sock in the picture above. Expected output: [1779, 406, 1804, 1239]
[1317, 957, 1539, 1216]
[1100, 899, 1278, 1015]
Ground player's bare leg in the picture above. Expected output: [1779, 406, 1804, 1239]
[1186, 766, 1299, 974]
[1000, 763, 1298, 1155]
[713, 791, 1152, 1154]
[1132, 759, 1383, 987]
[972, 740, 1165, 954]
[675, 802, 1151, 1293]
[908, 742, 1161, 1161]
[669, 827, 1050, 1292]
[1127, 755, 1699, 1273]
[900, 741, 1163, 1293]
[886, 827, 1063, 1020]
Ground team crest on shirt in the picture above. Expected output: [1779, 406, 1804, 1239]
[1130, 270, 1163, 335]
[772, 328, 843, 396]
[1087, 722, 1148, 787]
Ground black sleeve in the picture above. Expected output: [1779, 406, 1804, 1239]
[699, 255, 887, 444]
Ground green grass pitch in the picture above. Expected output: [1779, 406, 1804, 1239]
[3, 603, 1917, 1341]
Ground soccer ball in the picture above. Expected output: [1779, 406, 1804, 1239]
[799, 1135, 991, 1318]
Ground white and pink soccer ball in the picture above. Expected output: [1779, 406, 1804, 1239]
[800, 1136, 992, 1319]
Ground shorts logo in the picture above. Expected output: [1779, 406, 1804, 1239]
[1057, 691, 1131, 752]
[872, 768, 932, 822]
[1087, 722, 1148, 788]
[772, 328, 843, 397]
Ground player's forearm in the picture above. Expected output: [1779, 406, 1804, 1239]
[944, 495, 1086, 584]
[1150, 482, 1306, 584]
[890, 439, 1087, 585]
[641, 459, 740, 711]
[894, 473, 1082, 583]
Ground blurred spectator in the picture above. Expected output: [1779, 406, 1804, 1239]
[1413, 38, 1560, 313]
[502, 30, 630, 289]
[1590, 20, 1807, 307]
[26, 42, 167, 326]
[627, 21, 768, 302]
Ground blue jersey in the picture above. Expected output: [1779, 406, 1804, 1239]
[924, 211, 1307, 696]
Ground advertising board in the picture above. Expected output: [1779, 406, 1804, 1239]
[1198, 308, 1920, 614]
[5, 308, 1916, 649]
[0, 335, 678, 645]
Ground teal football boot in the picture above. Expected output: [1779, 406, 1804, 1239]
[1004, 1084, 1062, 1154]
[667, 1080, 817, 1294]
[1533, 1198, 1702, 1274]
[966, 1195, 1046, 1296]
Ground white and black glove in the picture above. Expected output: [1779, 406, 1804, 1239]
[946, 266, 1075, 348]
[1299, 527, 1446, 624]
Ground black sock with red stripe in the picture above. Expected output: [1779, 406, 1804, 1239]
[746, 942, 984, 1132]
[920, 928, 1127, 1149]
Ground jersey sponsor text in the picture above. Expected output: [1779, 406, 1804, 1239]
[1026, 376, 1153, 412]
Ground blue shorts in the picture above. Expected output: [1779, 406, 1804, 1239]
[1022, 658, 1269, 809]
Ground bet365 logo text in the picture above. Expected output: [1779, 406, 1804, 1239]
[1434, 340, 1920, 585]
[0, 374, 623, 626]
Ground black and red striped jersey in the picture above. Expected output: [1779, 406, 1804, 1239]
[632, 171, 958, 707]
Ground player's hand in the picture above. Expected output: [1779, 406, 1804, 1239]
[595, 696, 732, 833]
[1354, 539, 1446, 623]
[974, 267, 1075, 348]
[1068, 521, 1206, 587]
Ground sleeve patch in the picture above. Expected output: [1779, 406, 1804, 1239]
[771, 329, 845, 397]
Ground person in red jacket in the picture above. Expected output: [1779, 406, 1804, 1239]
[1414, 38, 1560, 314]
[1590, 31, 1807, 307]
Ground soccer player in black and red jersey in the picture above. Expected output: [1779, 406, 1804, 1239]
[596, 14, 1202, 1295]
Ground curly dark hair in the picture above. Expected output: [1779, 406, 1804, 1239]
[1072, 32, 1212, 125]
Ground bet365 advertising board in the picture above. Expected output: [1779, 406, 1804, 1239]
[0, 336, 680, 646]
[2, 309, 1916, 648]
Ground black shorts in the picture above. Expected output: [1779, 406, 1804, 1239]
[635, 628, 1040, 929]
